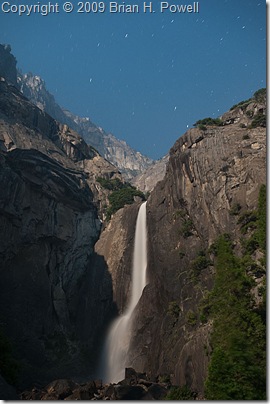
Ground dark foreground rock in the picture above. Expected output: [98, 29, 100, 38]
[20, 368, 173, 400]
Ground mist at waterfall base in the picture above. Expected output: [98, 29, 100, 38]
[97, 202, 148, 384]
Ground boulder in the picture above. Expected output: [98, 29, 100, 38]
[113, 384, 146, 400]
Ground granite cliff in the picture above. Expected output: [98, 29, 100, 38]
[96, 91, 266, 397]
[131, 154, 169, 193]
[0, 75, 119, 389]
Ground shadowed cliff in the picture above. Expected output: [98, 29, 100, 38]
[0, 77, 116, 389]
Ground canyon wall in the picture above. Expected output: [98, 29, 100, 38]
[93, 96, 267, 395]
[126, 99, 266, 394]
[0, 77, 116, 388]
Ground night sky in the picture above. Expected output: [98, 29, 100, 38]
[0, 0, 266, 160]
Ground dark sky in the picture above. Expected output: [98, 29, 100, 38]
[0, 0, 266, 160]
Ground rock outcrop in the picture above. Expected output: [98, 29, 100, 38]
[94, 203, 141, 314]
[131, 154, 169, 192]
[0, 78, 115, 388]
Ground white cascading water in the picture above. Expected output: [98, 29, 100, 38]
[99, 201, 148, 383]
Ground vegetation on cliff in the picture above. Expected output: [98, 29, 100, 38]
[193, 117, 223, 129]
[230, 88, 266, 111]
[204, 186, 266, 400]
[164, 385, 196, 400]
[194, 88, 266, 131]
[96, 177, 145, 219]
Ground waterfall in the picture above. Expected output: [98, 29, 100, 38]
[99, 201, 148, 383]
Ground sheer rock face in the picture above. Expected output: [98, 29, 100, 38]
[89, 99, 266, 395]
[126, 106, 266, 394]
[0, 79, 114, 388]
[94, 203, 141, 314]
[131, 154, 169, 192]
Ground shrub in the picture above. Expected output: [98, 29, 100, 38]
[230, 98, 252, 111]
[96, 177, 124, 191]
[106, 186, 145, 219]
[168, 301, 180, 319]
[165, 385, 196, 400]
[256, 185, 266, 251]
[193, 117, 222, 127]
[253, 88, 266, 103]
[158, 374, 171, 384]
[186, 310, 197, 326]
[191, 255, 211, 276]
[250, 113, 266, 128]
[199, 293, 211, 324]
[242, 237, 259, 255]
[173, 209, 186, 219]
[229, 202, 241, 216]
[181, 219, 193, 238]
[237, 211, 257, 234]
